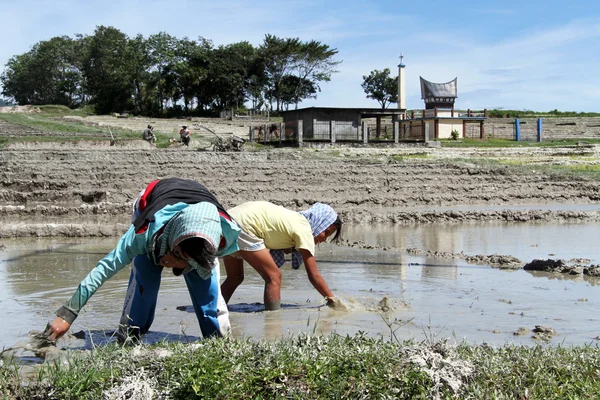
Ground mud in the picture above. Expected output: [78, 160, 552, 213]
[3, 233, 600, 354]
[2, 118, 600, 349]
[2, 127, 600, 238]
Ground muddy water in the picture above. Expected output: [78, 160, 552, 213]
[2, 221, 600, 361]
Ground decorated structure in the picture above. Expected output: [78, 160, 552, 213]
[419, 77, 457, 110]
[252, 54, 486, 146]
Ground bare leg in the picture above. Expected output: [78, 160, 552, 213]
[220, 256, 244, 304]
[239, 249, 282, 310]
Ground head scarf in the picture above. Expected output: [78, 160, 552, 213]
[270, 203, 338, 270]
[158, 202, 222, 279]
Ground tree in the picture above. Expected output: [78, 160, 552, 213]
[81, 26, 137, 114]
[278, 75, 317, 110]
[291, 40, 341, 109]
[127, 34, 153, 115]
[258, 35, 341, 112]
[203, 41, 256, 111]
[361, 68, 398, 109]
[1, 36, 83, 106]
[259, 34, 301, 112]
[1, 29, 341, 116]
[145, 32, 182, 112]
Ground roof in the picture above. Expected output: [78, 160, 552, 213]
[280, 106, 406, 115]
[420, 77, 458, 99]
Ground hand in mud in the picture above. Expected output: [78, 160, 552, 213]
[46, 317, 71, 341]
[325, 296, 348, 311]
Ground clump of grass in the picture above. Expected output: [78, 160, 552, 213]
[3, 333, 600, 399]
[457, 343, 600, 398]
[441, 138, 600, 148]
[390, 153, 429, 163]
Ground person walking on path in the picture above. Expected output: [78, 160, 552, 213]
[44, 178, 241, 343]
[221, 201, 342, 311]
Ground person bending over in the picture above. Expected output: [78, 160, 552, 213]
[45, 178, 240, 343]
[221, 201, 342, 310]
[179, 125, 191, 146]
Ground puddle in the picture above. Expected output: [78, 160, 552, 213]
[1, 220, 600, 363]
[370, 204, 600, 213]
[344, 221, 600, 264]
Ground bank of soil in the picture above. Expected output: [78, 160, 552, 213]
[2, 115, 600, 238]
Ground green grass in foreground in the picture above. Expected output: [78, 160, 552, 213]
[2, 334, 600, 399]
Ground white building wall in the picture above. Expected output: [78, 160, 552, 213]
[438, 120, 464, 139]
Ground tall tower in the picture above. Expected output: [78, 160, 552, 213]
[397, 53, 406, 110]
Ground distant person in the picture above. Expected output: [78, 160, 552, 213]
[221, 201, 342, 310]
[179, 125, 191, 146]
[142, 125, 156, 145]
[44, 178, 241, 343]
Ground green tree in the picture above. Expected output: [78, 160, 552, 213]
[361, 68, 398, 109]
[81, 26, 137, 114]
[259, 34, 301, 112]
[1, 52, 36, 104]
[127, 34, 153, 115]
[279, 75, 317, 110]
[174, 38, 211, 112]
[146, 32, 182, 113]
[204, 41, 256, 111]
[1, 36, 83, 106]
[2, 29, 341, 116]
[291, 40, 341, 109]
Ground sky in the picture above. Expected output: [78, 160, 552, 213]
[1, 0, 599, 112]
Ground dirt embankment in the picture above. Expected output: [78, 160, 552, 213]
[2, 135, 600, 238]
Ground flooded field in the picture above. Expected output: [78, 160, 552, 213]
[2, 220, 600, 363]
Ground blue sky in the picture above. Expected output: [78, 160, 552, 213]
[1, 0, 599, 112]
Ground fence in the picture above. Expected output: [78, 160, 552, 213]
[401, 122, 424, 140]
[220, 110, 269, 120]
[365, 123, 393, 141]
[309, 120, 360, 141]
[246, 119, 438, 145]
[408, 108, 488, 119]
[249, 122, 297, 144]
[464, 123, 483, 139]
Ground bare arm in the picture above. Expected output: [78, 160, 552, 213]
[299, 249, 334, 299]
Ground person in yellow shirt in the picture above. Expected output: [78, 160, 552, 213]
[221, 201, 342, 310]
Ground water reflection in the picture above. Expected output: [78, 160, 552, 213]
[345, 221, 600, 264]
[2, 220, 600, 351]
[525, 269, 600, 286]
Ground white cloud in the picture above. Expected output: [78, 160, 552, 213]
[0, 1, 598, 111]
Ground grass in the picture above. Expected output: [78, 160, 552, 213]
[2, 334, 600, 399]
[486, 109, 600, 118]
[455, 156, 600, 181]
[0, 108, 157, 148]
[440, 138, 600, 148]
[0, 113, 109, 135]
[390, 153, 429, 162]
[1, 106, 600, 152]
[457, 343, 600, 398]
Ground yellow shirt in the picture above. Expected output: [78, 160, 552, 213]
[228, 201, 315, 255]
